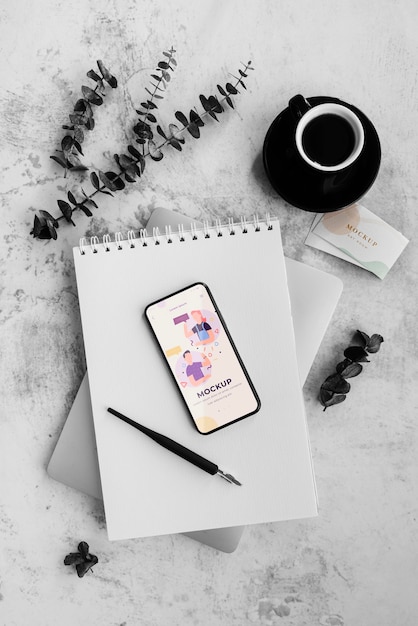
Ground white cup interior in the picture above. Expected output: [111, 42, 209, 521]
[295, 103, 365, 172]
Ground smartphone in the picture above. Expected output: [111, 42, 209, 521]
[145, 282, 260, 434]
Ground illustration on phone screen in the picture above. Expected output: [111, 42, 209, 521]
[145, 283, 260, 434]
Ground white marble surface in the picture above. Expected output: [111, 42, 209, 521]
[1, 1, 418, 624]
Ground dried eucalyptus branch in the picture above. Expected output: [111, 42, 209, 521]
[319, 330, 384, 411]
[51, 61, 117, 176]
[134, 46, 177, 154]
[30, 55, 253, 241]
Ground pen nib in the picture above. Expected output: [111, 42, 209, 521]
[217, 469, 242, 486]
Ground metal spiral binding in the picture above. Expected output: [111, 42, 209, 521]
[139, 228, 148, 246]
[152, 227, 161, 245]
[165, 225, 172, 243]
[103, 234, 111, 251]
[127, 230, 136, 248]
[77, 214, 276, 254]
[91, 235, 99, 253]
[190, 222, 198, 240]
[178, 223, 185, 242]
[115, 232, 123, 249]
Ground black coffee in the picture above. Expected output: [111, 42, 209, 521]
[302, 114, 356, 166]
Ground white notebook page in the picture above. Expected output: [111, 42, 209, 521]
[73, 218, 318, 540]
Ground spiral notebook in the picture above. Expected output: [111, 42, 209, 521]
[73, 215, 318, 541]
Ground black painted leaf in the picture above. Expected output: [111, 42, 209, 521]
[125, 172, 136, 183]
[239, 79, 247, 90]
[366, 334, 384, 353]
[356, 330, 369, 347]
[64, 552, 84, 566]
[206, 109, 218, 122]
[66, 152, 83, 168]
[50, 155, 67, 169]
[76, 554, 98, 578]
[99, 170, 117, 191]
[70, 164, 89, 172]
[187, 122, 200, 139]
[168, 137, 182, 151]
[344, 346, 369, 362]
[217, 84, 227, 96]
[81, 85, 103, 106]
[61, 135, 73, 152]
[127, 144, 142, 160]
[86, 198, 98, 209]
[336, 361, 363, 378]
[157, 125, 167, 139]
[133, 123, 153, 140]
[119, 154, 134, 169]
[225, 95, 234, 109]
[102, 171, 125, 190]
[175, 110, 189, 127]
[39, 210, 58, 226]
[67, 191, 77, 205]
[190, 110, 204, 127]
[148, 141, 163, 161]
[321, 374, 351, 394]
[85, 116, 95, 131]
[73, 140, 83, 155]
[239, 69, 248, 78]
[319, 388, 334, 405]
[225, 82, 238, 94]
[73, 126, 84, 144]
[31, 212, 58, 239]
[69, 112, 85, 126]
[199, 95, 211, 111]
[319, 387, 346, 411]
[90, 172, 100, 190]
[87, 69, 101, 82]
[74, 98, 88, 113]
[157, 61, 169, 70]
[137, 153, 146, 173]
[31, 215, 45, 238]
[47, 223, 58, 240]
[57, 200, 74, 224]
[145, 112, 157, 123]
[97, 60, 117, 87]
[80, 204, 93, 216]
[168, 124, 184, 143]
[208, 95, 223, 113]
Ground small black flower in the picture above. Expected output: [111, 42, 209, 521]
[319, 330, 384, 411]
[64, 541, 98, 578]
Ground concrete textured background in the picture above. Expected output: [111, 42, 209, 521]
[1, 1, 417, 624]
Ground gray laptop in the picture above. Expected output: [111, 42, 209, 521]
[48, 209, 343, 552]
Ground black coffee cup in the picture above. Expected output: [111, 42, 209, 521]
[289, 94, 365, 172]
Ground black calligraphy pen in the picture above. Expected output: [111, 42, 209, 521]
[107, 407, 242, 486]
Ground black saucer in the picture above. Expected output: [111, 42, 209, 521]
[263, 96, 381, 213]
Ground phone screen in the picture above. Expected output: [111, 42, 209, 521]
[145, 282, 260, 434]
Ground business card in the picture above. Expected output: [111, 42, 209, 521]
[305, 204, 409, 279]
